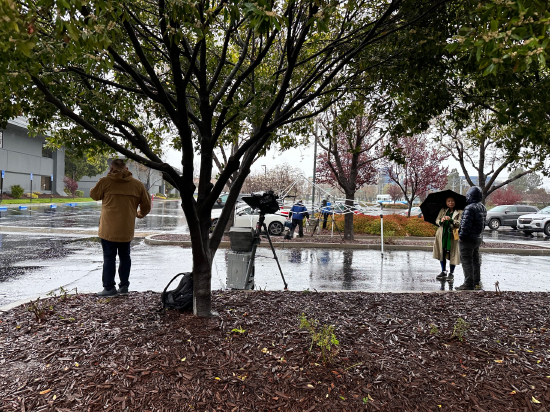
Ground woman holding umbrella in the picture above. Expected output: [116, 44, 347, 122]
[433, 196, 463, 280]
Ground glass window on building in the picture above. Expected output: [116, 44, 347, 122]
[41, 176, 51, 191]
[42, 143, 53, 158]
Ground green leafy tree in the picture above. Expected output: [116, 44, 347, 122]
[0, 0, 448, 316]
[376, 1, 550, 181]
[64, 149, 109, 181]
[508, 168, 544, 193]
[445, 168, 462, 193]
[436, 111, 544, 203]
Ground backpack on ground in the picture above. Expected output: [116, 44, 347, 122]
[160, 272, 193, 312]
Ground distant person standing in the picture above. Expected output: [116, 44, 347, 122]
[90, 159, 151, 296]
[456, 186, 487, 291]
[433, 197, 463, 281]
[285, 200, 309, 239]
[321, 197, 332, 229]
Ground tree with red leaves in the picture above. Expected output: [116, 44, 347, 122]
[63, 176, 78, 198]
[387, 184, 402, 203]
[487, 186, 522, 206]
[316, 104, 384, 240]
[387, 135, 449, 217]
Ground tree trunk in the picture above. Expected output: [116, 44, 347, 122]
[344, 192, 355, 240]
[193, 261, 213, 317]
[407, 202, 413, 217]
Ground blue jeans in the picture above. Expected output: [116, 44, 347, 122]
[101, 239, 131, 290]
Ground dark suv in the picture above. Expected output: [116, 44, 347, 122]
[486, 204, 539, 230]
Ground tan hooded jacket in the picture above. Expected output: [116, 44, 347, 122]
[90, 170, 151, 242]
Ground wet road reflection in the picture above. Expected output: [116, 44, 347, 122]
[0, 201, 188, 233]
[1, 234, 548, 308]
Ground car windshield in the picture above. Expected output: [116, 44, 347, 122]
[538, 206, 550, 214]
[489, 205, 508, 212]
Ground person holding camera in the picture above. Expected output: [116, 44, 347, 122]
[285, 200, 309, 239]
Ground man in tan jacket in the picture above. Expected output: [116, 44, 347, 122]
[90, 159, 151, 296]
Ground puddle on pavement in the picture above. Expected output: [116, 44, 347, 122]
[0, 201, 188, 233]
[0, 230, 549, 307]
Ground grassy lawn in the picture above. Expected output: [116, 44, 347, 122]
[0, 197, 95, 205]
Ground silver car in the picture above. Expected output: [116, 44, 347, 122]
[517, 206, 550, 236]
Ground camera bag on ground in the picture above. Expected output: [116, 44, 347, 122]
[160, 272, 193, 312]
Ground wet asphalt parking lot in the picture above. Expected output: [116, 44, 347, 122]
[0, 202, 549, 308]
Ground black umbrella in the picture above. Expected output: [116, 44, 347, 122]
[420, 190, 467, 226]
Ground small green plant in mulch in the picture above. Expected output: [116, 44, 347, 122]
[430, 324, 439, 335]
[47, 286, 78, 302]
[231, 326, 246, 334]
[299, 313, 339, 364]
[451, 318, 470, 341]
[26, 298, 54, 322]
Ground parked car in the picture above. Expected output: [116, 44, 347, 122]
[332, 203, 367, 215]
[211, 205, 286, 236]
[485, 204, 539, 230]
[517, 206, 550, 236]
[212, 193, 250, 209]
[399, 207, 423, 217]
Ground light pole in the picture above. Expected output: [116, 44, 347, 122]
[312, 121, 318, 212]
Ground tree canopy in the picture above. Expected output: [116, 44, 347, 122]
[64, 148, 109, 181]
[0, 0, 450, 315]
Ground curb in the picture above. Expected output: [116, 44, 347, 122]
[144, 235, 550, 256]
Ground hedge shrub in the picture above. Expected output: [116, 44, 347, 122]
[75, 190, 84, 197]
[25, 192, 39, 199]
[10, 185, 24, 199]
[329, 214, 435, 237]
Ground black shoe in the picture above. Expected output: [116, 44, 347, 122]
[455, 284, 474, 291]
[436, 271, 447, 280]
[284, 236, 292, 240]
[474, 284, 482, 291]
[117, 285, 129, 295]
[446, 273, 454, 281]
[97, 288, 118, 297]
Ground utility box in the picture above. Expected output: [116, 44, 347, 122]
[226, 251, 255, 290]
[229, 227, 255, 252]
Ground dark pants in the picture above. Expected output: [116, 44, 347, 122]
[291, 219, 304, 238]
[101, 239, 131, 290]
[322, 213, 329, 229]
[459, 238, 482, 287]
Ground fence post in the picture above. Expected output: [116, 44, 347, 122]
[380, 214, 384, 256]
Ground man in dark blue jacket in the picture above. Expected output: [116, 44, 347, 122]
[456, 186, 487, 290]
[285, 200, 309, 239]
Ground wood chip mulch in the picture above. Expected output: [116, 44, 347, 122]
[1, 291, 550, 411]
[152, 234, 547, 250]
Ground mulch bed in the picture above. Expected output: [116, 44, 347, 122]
[151, 234, 547, 250]
[1, 291, 550, 411]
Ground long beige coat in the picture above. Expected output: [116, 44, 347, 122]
[432, 208, 463, 265]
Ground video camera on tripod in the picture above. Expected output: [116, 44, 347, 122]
[226, 190, 287, 290]
[240, 190, 280, 214]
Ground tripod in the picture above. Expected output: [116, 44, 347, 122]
[244, 213, 288, 289]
